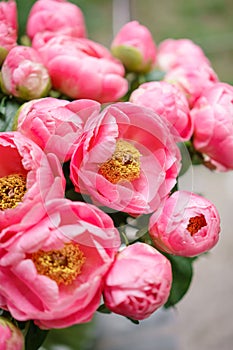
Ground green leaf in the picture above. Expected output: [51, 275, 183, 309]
[42, 322, 95, 350]
[25, 321, 49, 350]
[184, 140, 204, 166]
[177, 142, 193, 176]
[144, 69, 165, 82]
[0, 97, 21, 132]
[164, 254, 196, 308]
[107, 210, 130, 228]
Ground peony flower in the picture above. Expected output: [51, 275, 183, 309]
[14, 97, 101, 162]
[130, 81, 193, 141]
[191, 82, 233, 171]
[0, 0, 18, 65]
[0, 198, 121, 329]
[111, 21, 156, 73]
[31, 32, 87, 64]
[70, 102, 181, 215]
[103, 242, 172, 320]
[32, 34, 128, 103]
[164, 63, 219, 107]
[149, 190, 220, 257]
[26, 0, 86, 40]
[0, 131, 65, 233]
[0, 317, 24, 350]
[0, 45, 51, 100]
[156, 38, 211, 72]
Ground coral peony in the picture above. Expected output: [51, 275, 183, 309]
[15, 97, 101, 162]
[191, 82, 233, 171]
[111, 21, 156, 73]
[157, 38, 210, 72]
[130, 81, 193, 141]
[32, 34, 128, 103]
[0, 0, 18, 65]
[0, 199, 120, 329]
[0, 45, 51, 100]
[0, 132, 65, 233]
[0, 317, 24, 350]
[164, 62, 218, 107]
[149, 190, 220, 257]
[70, 102, 181, 215]
[103, 242, 172, 320]
[26, 0, 86, 40]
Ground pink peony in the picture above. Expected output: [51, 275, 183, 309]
[103, 242, 172, 320]
[0, 317, 24, 350]
[111, 21, 156, 73]
[0, 0, 18, 65]
[70, 102, 181, 215]
[191, 82, 233, 171]
[130, 81, 193, 141]
[0, 131, 65, 233]
[149, 190, 220, 257]
[164, 63, 219, 107]
[0, 199, 121, 329]
[157, 38, 210, 72]
[32, 32, 89, 64]
[26, 0, 86, 40]
[0, 45, 51, 100]
[32, 34, 128, 103]
[15, 97, 101, 162]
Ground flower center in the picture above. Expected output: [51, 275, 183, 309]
[99, 140, 141, 184]
[31, 243, 86, 285]
[0, 174, 27, 211]
[187, 214, 207, 236]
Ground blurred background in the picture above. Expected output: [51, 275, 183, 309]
[15, 0, 233, 349]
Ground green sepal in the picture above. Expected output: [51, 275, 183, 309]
[97, 304, 112, 314]
[111, 45, 151, 73]
[126, 317, 140, 325]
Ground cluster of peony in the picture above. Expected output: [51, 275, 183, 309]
[0, 0, 232, 347]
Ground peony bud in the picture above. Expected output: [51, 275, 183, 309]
[111, 21, 156, 73]
[157, 38, 211, 72]
[0, 317, 24, 350]
[0, 45, 51, 100]
[32, 35, 128, 103]
[0, 0, 18, 65]
[149, 190, 220, 257]
[26, 0, 86, 40]
[130, 81, 193, 141]
[191, 82, 233, 171]
[164, 62, 218, 107]
[103, 242, 172, 320]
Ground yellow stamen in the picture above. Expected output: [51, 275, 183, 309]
[0, 174, 27, 210]
[99, 140, 141, 184]
[187, 214, 207, 236]
[31, 243, 86, 285]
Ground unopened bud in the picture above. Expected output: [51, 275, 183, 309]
[0, 317, 24, 350]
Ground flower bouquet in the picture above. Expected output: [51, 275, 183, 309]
[0, 0, 232, 349]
